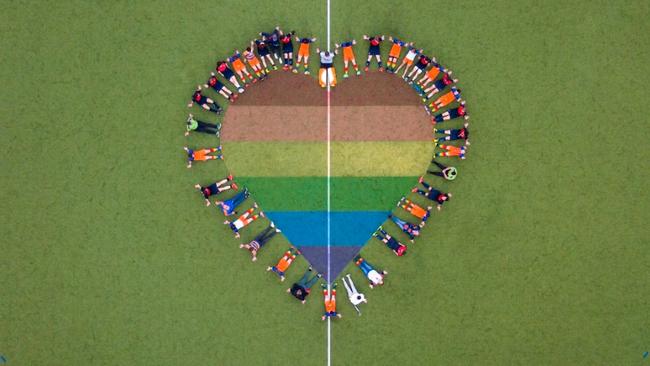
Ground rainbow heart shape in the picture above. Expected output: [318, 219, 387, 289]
[185, 34, 469, 284]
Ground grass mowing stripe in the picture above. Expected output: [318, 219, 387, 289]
[224, 141, 433, 177]
[238, 176, 417, 211]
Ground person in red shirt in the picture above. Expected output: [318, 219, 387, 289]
[363, 35, 385, 72]
[431, 102, 469, 124]
[187, 86, 222, 114]
[203, 74, 236, 102]
[216, 61, 245, 93]
[422, 72, 458, 100]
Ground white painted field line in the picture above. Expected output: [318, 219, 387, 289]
[326, 0, 332, 366]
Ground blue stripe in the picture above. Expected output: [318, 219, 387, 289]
[266, 211, 389, 246]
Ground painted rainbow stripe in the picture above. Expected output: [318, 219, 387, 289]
[222, 72, 432, 279]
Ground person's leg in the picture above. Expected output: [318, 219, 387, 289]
[296, 269, 312, 287]
[346, 274, 358, 294]
[375, 54, 382, 70]
[304, 273, 321, 289]
[342, 276, 353, 296]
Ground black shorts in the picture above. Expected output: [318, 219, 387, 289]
[210, 81, 224, 91]
[368, 45, 381, 56]
[222, 68, 234, 79]
[415, 62, 428, 70]
[320, 62, 333, 69]
[282, 44, 293, 53]
[258, 47, 269, 56]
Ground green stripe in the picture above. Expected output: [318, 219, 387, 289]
[237, 176, 417, 211]
[223, 141, 433, 177]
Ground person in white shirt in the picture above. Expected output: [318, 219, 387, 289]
[353, 255, 388, 288]
[342, 274, 367, 315]
[316, 48, 338, 88]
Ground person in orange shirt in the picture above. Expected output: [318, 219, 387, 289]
[243, 44, 267, 79]
[183, 146, 222, 168]
[228, 51, 256, 84]
[435, 143, 467, 159]
[428, 86, 462, 111]
[267, 247, 300, 281]
[334, 40, 361, 78]
[321, 283, 342, 320]
[224, 204, 264, 238]
[418, 64, 449, 87]
[386, 36, 411, 73]
[398, 197, 432, 223]
[293, 35, 316, 75]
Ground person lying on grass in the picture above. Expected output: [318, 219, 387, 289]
[287, 266, 322, 304]
[342, 274, 367, 309]
[427, 160, 458, 181]
[267, 247, 299, 282]
[194, 174, 237, 206]
[354, 255, 387, 288]
[374, 227, 407, 256]
[334, 40, 361, 78]
[240, 223, 280, 262]
[362, 34, 385, 72]
[215, 188, 249, 216]
[252, 37, 277, 71]
[395, 45, 422, 78]
[431, 102, 469, 124]
[215, 61, 245, 93]
[183, 146, 222, 168]
[187, 86, 222, 114]
[321, 283, 342, 320]
[388, 214, 420, 242]
[427, 86, 462, 112]
[185, 113, 221, 137]
[398, 197, 432, 225]
[434, 142, 467, 160]
[294, 34, 317, 74]
[434, 123, 470, 145]
[203, 74, 237, 102]
[386, 36, 412, 73]
[422, 72, 458, 101]
[411, 177, 452, 210]
[224, 203, 263, 238]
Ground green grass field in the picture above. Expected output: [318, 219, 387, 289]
[2, 1, 649, 365]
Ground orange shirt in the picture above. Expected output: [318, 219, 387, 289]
[193, 149, 208, 161]
[426, 66, 441, 80]
[437, 91, 456, 106]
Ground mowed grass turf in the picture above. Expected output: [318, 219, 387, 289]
[1, 1, 649, 366]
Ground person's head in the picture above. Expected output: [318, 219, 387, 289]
[325, 51, 330, 57]
[246, 47, 251, 52]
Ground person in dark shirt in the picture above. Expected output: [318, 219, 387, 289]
[260, 26, 282, 61]
[216, 61, 245, 93]
[287, 267, 322, 304]
[435, 123, 470, 145]
[278, 28, 295, 70]
[405, 54, 435, 83]
[374, 228, 407, 256]
[187, 86, 222, 114]
[363, 34, 385, 71]
[253, 38, 277, 71]
[422, 72, 458, 100]
[240, 223, 281, 262]
[203, 74, 236, 102]
[432, 102, 469, 124]
[194, 174, 236, 206]
[426, 161, 458, 181]
[411, 179, 452, 210]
